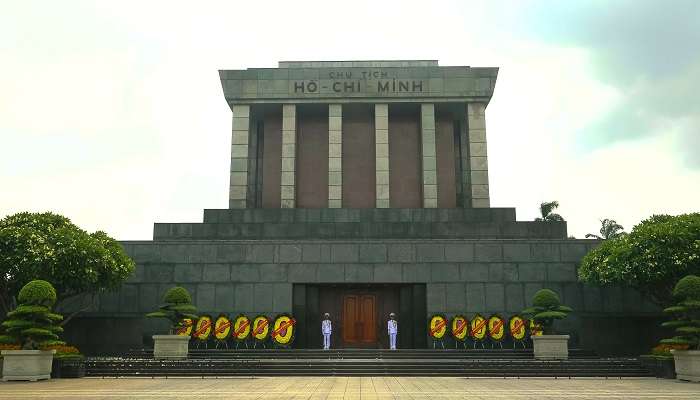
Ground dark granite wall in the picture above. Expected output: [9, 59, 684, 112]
[63, 220, 661, 356]
[296, 106, 329, 208]
[436, 112, 457, 208]
[389, 105, 422, 208]
[261, 108, 282, 208]
[342, 104, 375, 208]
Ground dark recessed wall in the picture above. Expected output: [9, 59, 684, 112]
[261, 107, 282, 208]
[297, 105, 329, 208]
[389, 104, 422, 208]
[342, 104, 376, 208]
[436, 111, 457, 208]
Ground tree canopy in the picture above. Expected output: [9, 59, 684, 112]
[535, 201, 565, 222]
[585, 218, 625, 240]
[0, 212, 135, 322]
[578, 213, 700, 307]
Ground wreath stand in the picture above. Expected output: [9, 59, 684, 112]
[431, 338, 445, 349]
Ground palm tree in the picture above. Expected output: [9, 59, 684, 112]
[585, 219, 625, 240]
[535, 201, 564, 222]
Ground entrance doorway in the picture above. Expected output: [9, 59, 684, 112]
[292, 283, 427, 349]
[342, 294, 376, 346]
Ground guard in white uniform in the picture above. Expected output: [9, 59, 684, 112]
[388, 312, 398, 350]
[321, 313, 332, 350]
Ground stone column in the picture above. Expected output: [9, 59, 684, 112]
[375, 104, 389, 208]
[420, 104, 438, 208]
[328, 104, 342, 208]
[467, 102, 490, 208]
[229, 104, 250, 209]
[281, 104, 297, 208]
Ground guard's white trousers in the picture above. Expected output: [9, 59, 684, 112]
[389, 333, 397, 350]
[323, 333, 331, 349]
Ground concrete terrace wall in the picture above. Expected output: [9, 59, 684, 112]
[64, 238, 662, 356]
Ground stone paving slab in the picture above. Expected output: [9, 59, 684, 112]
[0, 377, 697, 399]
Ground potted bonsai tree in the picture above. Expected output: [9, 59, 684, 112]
[0, 280, 64, 381]
[522, 288, 572, 359]
[660, 275, 700, 382]
[146, 286, 198, 359]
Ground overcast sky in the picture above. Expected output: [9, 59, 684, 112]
[1, 0, 698, 240]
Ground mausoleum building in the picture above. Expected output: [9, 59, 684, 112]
[65, 61, 660, 355]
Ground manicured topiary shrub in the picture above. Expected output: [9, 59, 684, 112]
[0, 280, 64, 349]
[164, 286, 192, 304]
[18, 280, 57, 306]
[522, 289, 572, 334]
[660, 275, 700, 350]
[146, 286, 198, 334]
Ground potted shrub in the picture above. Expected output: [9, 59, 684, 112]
[0, 280, 64, 381]
[146, 286, 198, 359]
[660, 275, 700, 382]
[522, 288, 572, 359]
[45, 345, 85, 378]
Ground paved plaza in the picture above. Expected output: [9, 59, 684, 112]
[0, 377, 696, 399]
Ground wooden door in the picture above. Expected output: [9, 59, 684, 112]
[342, 294, 376, 346]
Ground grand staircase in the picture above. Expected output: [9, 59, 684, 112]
[86, 349, 653, 378]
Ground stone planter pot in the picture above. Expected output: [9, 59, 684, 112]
[1, 349, 56, 381]
[671, 349, 700, 382]
[153, 335, 190, 359]
[531, 335, 569, 360]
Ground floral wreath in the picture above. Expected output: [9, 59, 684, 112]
[232, 314, 251, 342]
[428, 313, 448, 340]
[251, 314, 270, 342]
[271, 313, 296, 347]
[470, 313, 487, 341]
[451, 314, 469, 342]
[487, 314, 506, 342]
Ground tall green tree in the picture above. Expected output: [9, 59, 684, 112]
[0, 212, 135, 324]
[585, 218, 625, 240]
[578, 213, 700, 307]
[535, 201, 565, 222]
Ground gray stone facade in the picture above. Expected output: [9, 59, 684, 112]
[62, 61, 663, 356]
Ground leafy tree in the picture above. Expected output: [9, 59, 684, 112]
[0, 212, 135, 324]
[0, 280, 64, 349]
[585, 218, 625, 240]
[146, 286, 198, 334]
[660, 275, 700, 350]
[522, 289, 572, 334]
[535, 201, 565, 222]
[578, 213, 700, 307]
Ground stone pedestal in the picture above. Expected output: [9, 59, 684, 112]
[1, 349, 55, 381]
[531, 335, 569, 360]
[671, 350, 700, 382]
[153, 335, 190, 359]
